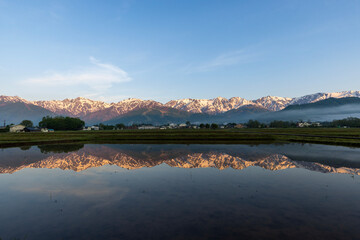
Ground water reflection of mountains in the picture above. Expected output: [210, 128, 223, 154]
[1, 144, 360, 175]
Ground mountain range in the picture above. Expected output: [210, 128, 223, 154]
[1, 90, 360, 124]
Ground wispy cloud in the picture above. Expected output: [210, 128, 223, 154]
[24, 57, 131, 91]
[185, 49, 259, 73]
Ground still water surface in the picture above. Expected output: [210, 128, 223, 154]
[0, 143, 359, 240]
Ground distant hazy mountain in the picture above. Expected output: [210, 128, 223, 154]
[0, 90, 360, 124]
[0, 101, 53, 125]
[263, 97, 360, 122]
[289, 91, 360, 105]
[283, 97, 360, 111]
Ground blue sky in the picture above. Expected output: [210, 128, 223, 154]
[0, 0, 359, 102]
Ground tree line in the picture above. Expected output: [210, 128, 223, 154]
[39, 116, 85, 130]
[2, 116, 360, 133]
[244, 117, 360, 128]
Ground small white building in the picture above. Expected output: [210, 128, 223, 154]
[297, 122, 311, 128]
[83, 126, 100, 131]
[168, 123, 177, 129]
[312, 122, 322, 127]
[10, 125, 26, 133]
[138, 125, 158, 130]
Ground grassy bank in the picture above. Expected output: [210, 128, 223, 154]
[0, 128, 359, 148]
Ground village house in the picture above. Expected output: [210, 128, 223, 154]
[10, 124, 26, 133]
[167, 123, 177, 129]
[83, 126, 100, 131]
[312, 122, 322, 127]
[24, 127, 41, 132]
[297, 122, 311, 128]
[138, 125, 158, 130]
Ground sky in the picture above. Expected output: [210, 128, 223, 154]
[0, 0, 359, 103]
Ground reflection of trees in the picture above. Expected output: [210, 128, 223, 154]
[37, 144, 84, 154]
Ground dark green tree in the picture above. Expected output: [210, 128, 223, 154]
[116, 123, 126, 129]
[269, 120, 296, 128]
[246, 120, 261, 128]
[210, 123, 219, 129]
[99, 124, 115, 130]
[39, 116, 85, 131]
[0, 125, 10, 132]
[331, 117, 360, 128]
[20, 120, 33, 127]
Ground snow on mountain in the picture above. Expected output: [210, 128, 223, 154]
[110, 98, 163, 115]
[32, 97, 112, 117]
[1, 90, 360, 122]
[165, 97, 255, 114]
[165, 96, 293, 113]
[290, 91, 360, 105]
[162, 91, 360, 114]
[253, 96, 293, 111]
[83, 98, 164, 122]
[0, 95, 31, 104]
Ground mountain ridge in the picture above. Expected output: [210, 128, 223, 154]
[1, 90, 360, 124]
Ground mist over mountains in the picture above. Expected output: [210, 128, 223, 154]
[1, 90, 360, 125]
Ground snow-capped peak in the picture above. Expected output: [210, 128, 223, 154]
[32, 97, 112, 117]
[0, 95, 30, 104]
[253, 96, 293, 111]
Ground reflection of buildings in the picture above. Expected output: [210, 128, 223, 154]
[0, 145, 359, 175]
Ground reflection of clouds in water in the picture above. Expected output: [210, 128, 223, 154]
[11, 180, 130, 217]
[11, 175, 130, 203]
[81, 164, 130, 175]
